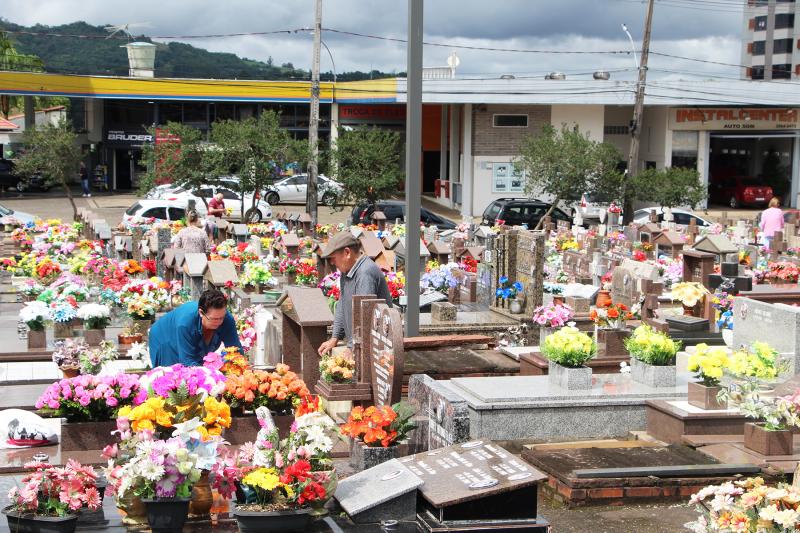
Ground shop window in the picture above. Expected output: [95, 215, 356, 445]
[672, 131, 698, 170]
[774, 38, 794, 54]
[214, 103, 235, 121]
[753, 41, 766, 55]
[493, 114, 528, 128]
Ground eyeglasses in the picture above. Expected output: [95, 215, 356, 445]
[200, 310, 225, 323]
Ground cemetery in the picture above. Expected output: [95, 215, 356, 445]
[2, 202, 800, 532]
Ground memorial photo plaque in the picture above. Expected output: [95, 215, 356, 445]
[368, 303, 404, 406]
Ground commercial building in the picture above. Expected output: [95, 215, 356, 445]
[740, 0, 800, 80]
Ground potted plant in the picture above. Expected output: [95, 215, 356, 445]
[295, 259, 319, 287]
[20, 301, 51, 349]
[670, 281, 709, 316]
[118, 322, 146, 345]
[727, 381, 798, 456]
[78, 341, 119, 375]
[126, 292, 157, 339]
[532, 303, 574, 344]
[51, 302, 78, 339]
[342, 402, 417, 471]
[51, 338, 86, 378]
[4, 460, 102, 533]
[541, 326, 596, 390]
[728, 341, 785, 382]
[687, 343, 730, 410]
[590, 301, 636, 358]
[495, 276, 525, 313]
[319, 351, 356, 384]
[77, 303, 111, 346]
[126, 342, 151, 373]
[239, 260, 275, 293]
[35, 372, 141, 451]
[624, 325, 681, 388]
[766, 261, 800, 286]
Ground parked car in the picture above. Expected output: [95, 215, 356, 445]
[0, 160, 50, 192]
[0, 202, 37, 225]
[710, 176, 773, 209]
[123, 200, 189, 225]
[166, 185, 272, 223]
[481, 198, 571, 228]
[632, 207, 713, 227]
[265, 174, 341, 205]
[349, 200, 457, 229]
[568, 193, 618, 223]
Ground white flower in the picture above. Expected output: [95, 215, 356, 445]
[138, 462, 165, 482]
[76, 303, 110, 320]
[619, 362, 631, 374]
[773, 509, 799, 528]
[709, 493, 734, 512]
[172, 417, 204, 442]
[127, 342, 151, 366]
[19, 301, 50, 323]
[759, 503, 780, 521]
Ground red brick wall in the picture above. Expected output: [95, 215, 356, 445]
[472, 104, 550, 157]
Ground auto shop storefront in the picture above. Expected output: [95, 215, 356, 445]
[669, 107, 800, 208]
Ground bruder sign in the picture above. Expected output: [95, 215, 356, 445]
[670, 107, 800, 131]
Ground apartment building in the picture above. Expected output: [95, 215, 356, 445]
[741, 0, 800, 80]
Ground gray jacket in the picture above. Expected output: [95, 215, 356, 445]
[332, 255, 392, 341]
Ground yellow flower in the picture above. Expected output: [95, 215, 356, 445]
[242, 468, 281, 491]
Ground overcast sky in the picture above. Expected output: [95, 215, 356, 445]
[5, 0, 745, 81]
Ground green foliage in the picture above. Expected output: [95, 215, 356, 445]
[138, 121, 205, 197]
[630, 166, 707, 209]
[515, 124, 622, 228]
[14, 119, 82, 220]
[329, 126, 403, 208]
[390, 402, 418, 443]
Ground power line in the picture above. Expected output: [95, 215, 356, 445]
[1, 28, 306, 40]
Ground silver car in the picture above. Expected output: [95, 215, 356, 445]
[264, 174, 342, 205]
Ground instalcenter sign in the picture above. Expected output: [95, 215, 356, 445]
[670, 107, 800, 131]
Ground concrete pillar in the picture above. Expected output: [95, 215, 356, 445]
[448, 104, 460, 182]
[461, 103, 473, 218]
[791, 137, 799, 208]
[329, 103, 339, 179]
[23, 96, 35, 131]
[697, 131, 710, 209]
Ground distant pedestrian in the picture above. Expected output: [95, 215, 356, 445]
[759, 197, 784, 251]
[174, 210, 211, 254]
[79, 161, 90, 197]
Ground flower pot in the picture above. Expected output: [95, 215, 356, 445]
[687, 381, 726, 411]
[53, 322, 73, 339]
[142, 498, 190, 533]
[552, 295, 565, 306]
[3, 507, 78, 533]
[83, 328, 105, 346]
[27, 330, 46, 350]
[629, 358, 676, 388]
[189, 471, 213, 517]
[596, 328, 630, 359]
[743, 422, 793, 456]
[538, 327, 555, 346]
[118, 334, 144, 346]
[61, 367, 80, 379]
[547, 360, 592, 390]
[60, 419, 118, 452]
[722, 329, 733, 347]
[116, 494, 147, 526]
[595, 290, 612, 308]
[509, 299, 523, 314]
[349, 442, 400, 471]
[308, 469, 338, 517]
[132, 319, 152, 340]
[232, 506, 313, 533]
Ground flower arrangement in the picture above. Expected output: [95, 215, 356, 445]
[590, 301, 635, 330]
[78, 341, 119, 375]
[727, 381, 800, 432]
[341, 403, 417, 448]
[624, 325, 681, 366]
[295, 259, 319, 286]
[739, 248, 752, 266]
[495, 276, 524, 300]
[710, 291, 734, 314]
[204, 347, 251, 377]
[319, 351, 356, 383]
[121, 259, 144, 275]
[7, 459, 101, 517]
[632, 249, 647, 262]
[126, 291, 158, 320]
[670, 281, 709, 308]
[532, 303, 574, 328]
[49, 302, 77, 324]
[127, 342, 151, 369]
[543, 281, 564, 295]
[541, 326, 596, 368]
[33, 257, 61, 284]
[51, 338, 84, 371]
[766, 261, 800, 283]
[223, 364, 310, 415]
[36, 373, 141, 422]
[279, 256, 300, 276]
[422, 262, 467, 294]
[384, 269, 406, 300]
[234, 305, 259, 355]
[688, 344, 731, 387]
[19, 301, 51, 331]
[608, 202, 622, 214]
[686, 477, 800, 533]
[728, 342, 785, 381]
[555, 234, 579, 252]
[634, 241, 654, 252]
[76, 303, 111, 329]
[460, 255, 478, 273]
[19, 279, 45, 299]
[239, 260, 274, 289]
[318, 271, 341, 302]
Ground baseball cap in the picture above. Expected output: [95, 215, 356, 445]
[320, 231, 360, 258]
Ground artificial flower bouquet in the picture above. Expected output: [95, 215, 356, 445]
[49, 301, 77, 325]
[687, 344, 731, 387]
[725, 380, 800, 432]
[19, 279, 45, 299]
[223, 364, 310, 415]
[78, 340, 119, 375]
[319, 351, 356, 383]
[670, 281, 710, 308]
[495, 276, 524, 300]
[7, 459, 101, 518]
[234, 305, 259, 355]
[77, 303, 111, 329]
[532, 303, 574, 328]
[384, 269, 406, 300]
[728, 342, 786, 381]
[278, 257, 300, 276]
[590, 301, 635, 330]
[127, 342, 151, 369]
[766, 261, 800, 283]
[19, 301, 51, 331]
[686, 477, 800, 533]
[51, 338, 85, 371]
[541, 326, 596, 368]
[340, 402, 417, 448]
[204, 347, 251, 378]
[624, 325, 681, 366]
[295, 259, 319, 286]
[35, 373, 141, 422]
[460, 256, 478, 273]
[422, 262, 467, 294]
[318, 271, 341, 308]
[239, 260, 274, 289]
[126, 291, 158, 321]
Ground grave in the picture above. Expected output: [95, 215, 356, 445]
[277, 287, 333, 387]
[161, 248, 183, 282]
[652, 230, 685, 259]
[370, 210, 387, 232]
[204, 260, 238, 290]
[335, 459, 422, 523]
[280, 233, 300, 257]
[682, 250, 716, 288]
[732, 296, 800, 361]
[408, 374, 470, 452]
[298, 213, 312, 235]
[638, 222, 662, 242]
[400, 441, 549, 532]
[366, 303, 404, 406]
[645, 400, 749, 444]
[427, 240, 451, 264]
[230, 223, 248, 243]
[182, 253, 208, 300]
[693, 234, 738, 261]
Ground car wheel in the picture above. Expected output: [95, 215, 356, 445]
[245, 208, 262, 223]
[265, 191, 279, 206]
[321, 191, 336, 206]
[15, 180, 26, 192]
[729, 196, 739, 209]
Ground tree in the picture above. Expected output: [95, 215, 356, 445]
[631, 166, 707, 209]
[138, 122, 206, 201]
[515, 124, 622, 229]
[0, 31, 44, 118]
[205, 111, 306, 221]
[329, 126, 403, 210]
[14, 119, 82, 220]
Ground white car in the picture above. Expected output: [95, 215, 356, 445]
[633, 207, 713, 227]
[264, 174, 341, 205]
[165, 185, 272, 223]
[0, 203, 37, 225]
[123, 200, 189, 225]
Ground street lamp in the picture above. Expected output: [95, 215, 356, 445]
[621, 23, 639, 71]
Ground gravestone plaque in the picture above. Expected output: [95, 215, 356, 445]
[401, 440, 547, 526]
[611, 267, 636, 308]
[335, 459, 422, 524]
[204, 260, 238, 289]
[368, 303, 404, 406]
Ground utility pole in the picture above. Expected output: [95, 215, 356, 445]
[405, 0, 423, 337]
[307, 0, 322, 228]
[624, 0, 654, 224]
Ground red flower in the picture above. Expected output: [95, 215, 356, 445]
[237, 242, 248, 252]
[280, 460, 312, 484]
[298, 481, 326, 504]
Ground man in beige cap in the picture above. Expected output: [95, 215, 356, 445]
[317, 231, 392, 354]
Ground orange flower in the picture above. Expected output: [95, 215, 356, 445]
[607, 308, 619, 319]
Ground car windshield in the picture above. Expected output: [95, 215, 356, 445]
[125, 202, 142, 216]
[485, 203, 502, 219]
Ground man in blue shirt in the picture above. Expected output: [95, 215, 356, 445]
[149, 289, 243, 367]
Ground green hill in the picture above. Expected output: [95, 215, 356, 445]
[0, 19, 394, 81]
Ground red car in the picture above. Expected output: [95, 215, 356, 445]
[710, 176, 773, 209]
